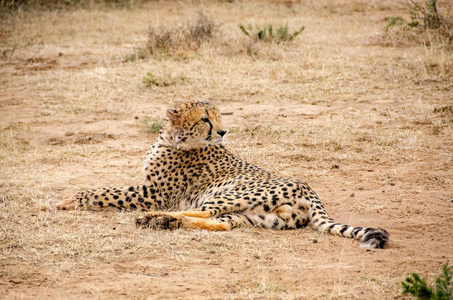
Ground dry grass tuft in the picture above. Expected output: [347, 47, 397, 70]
[145, 12, 220, 58]
[0, 0, 148, 11]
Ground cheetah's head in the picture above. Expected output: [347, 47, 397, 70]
[162, 101, 227, 150]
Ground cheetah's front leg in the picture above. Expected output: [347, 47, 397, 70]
[57, 190, 96, 210]
[57, 185, 163, 211]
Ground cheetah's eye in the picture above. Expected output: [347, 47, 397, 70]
[201, 117, 209, 123]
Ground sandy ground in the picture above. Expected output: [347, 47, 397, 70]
[1, 1, 452, 299]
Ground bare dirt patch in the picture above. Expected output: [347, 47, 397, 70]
[1, 1, 452, 299]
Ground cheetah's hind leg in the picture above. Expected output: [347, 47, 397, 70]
[136, 212, 231, 231]
[136, 213, 183, 230]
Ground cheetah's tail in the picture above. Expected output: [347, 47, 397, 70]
[307, 199, 388, 249]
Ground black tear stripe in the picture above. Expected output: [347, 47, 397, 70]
[205, 109, 213, 141]
[189, 123, 197, 131]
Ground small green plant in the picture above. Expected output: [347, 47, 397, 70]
[142, 72, 160, 87]
[123, 53, 136, 62]
[384, 16, 405, 31]
[142, 72, 189, 87]
[238, 23, 305, 43]
[140, 117, 163, 134]
[402, 262, 453, 300]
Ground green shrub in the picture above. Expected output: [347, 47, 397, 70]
[140, 117, 163, 134]
[402, 262, 453, 300]
[407, 0, 442, 29]
[382, 0, 452, 44]
[238, 23, 305, 43]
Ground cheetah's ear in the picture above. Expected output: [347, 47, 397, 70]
[166, 109, 179, 123]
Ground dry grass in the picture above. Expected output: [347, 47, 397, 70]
[1, 0, 452, 299]
[144, 12, 220, 58]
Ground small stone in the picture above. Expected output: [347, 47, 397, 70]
[350, 193, 355, 197]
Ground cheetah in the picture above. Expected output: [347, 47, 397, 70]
[57, 101, 388, 249]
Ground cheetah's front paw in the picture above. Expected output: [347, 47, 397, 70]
[136, 213, 183, 230]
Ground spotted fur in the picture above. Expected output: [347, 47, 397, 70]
[58, 101, 388, 249]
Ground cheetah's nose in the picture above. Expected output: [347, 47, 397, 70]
[217, 130, 227, 137]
